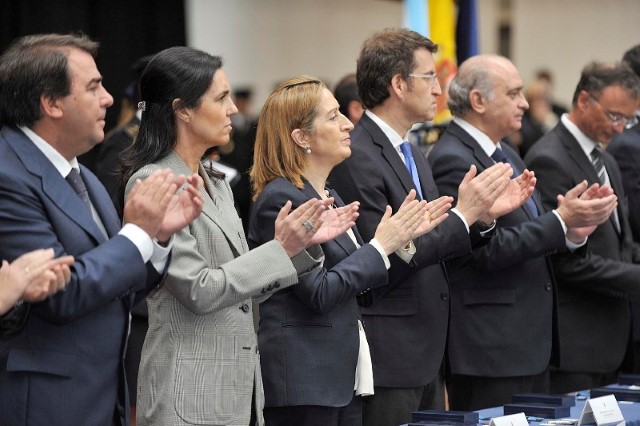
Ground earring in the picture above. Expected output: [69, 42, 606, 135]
[305, 146, 311, 154]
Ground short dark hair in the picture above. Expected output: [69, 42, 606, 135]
[119, 46, 224, 191]
[0, 33, 98, 127]
[622, 44, 640, 79]
[572, 61, 640, 105]
[356, 28, 438, 109]
[333, 73, 360, 117]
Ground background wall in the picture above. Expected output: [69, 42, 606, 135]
[511, 0, 640, 109]
[186, 0, 640, 113]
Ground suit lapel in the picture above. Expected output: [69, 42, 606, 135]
[301, 183, 358, 256]
[449, 121, 542, 218]
[556, 124, 601, 184]
[159, 151, 246, 255]
[557, 123, 623, 234]
[2, 126, 109, 243]
[360, 115, 420, 198]
[81, 164, 121, 238]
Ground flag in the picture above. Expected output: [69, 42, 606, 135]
[456, 0, 479, 65]
[404, 0, 429, 37]
[429, 0, 457, 123]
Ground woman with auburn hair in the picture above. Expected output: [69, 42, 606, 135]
[119, 49, 356, 426]
[249, 76, 453, 426]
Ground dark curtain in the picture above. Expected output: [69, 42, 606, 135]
[0, 0, 186, 167]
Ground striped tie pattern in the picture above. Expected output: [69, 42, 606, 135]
[590, 146, 606, 184]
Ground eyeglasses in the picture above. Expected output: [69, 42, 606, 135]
[408, 72, 438, 82]
[588, 93, 638, 129]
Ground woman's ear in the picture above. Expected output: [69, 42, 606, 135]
[290, 128, 308, 148]
[173, 99, 191, 124]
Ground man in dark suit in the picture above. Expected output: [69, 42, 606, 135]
[607, 45, 640, 372]
[525, 61, 640, 393]
[608, 45, 640, 248]
[428, 54, 618, 410]
[329, 28, 529, 426]
[0, 34, 203, 425]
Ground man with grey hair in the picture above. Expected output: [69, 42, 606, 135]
[526, 61, 640, 394]
[428, 54, 618, 410]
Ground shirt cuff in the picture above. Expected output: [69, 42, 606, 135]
[394, 239, 416, 264]
[369, 238, 391, 269]
[151, 236, 173, 272]
[552, 209, 587, 251]
[119, 223, 153, 263]
[451, 208, 470, 233]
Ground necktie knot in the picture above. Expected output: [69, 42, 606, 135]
[491, 147, 509, 164]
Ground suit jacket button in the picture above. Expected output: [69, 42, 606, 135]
[545, 283, 553, 291]
[267, 284, 274, 291]
[274, 282, 281, 289]
[440, 292, 449, 301]
[240, 303, 250, 313]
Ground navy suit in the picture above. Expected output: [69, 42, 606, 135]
[0, 126, 163, 425]
[525, 121, 640, 392]
[329, 113, 473, 424]
[428, 121, 567, 409]
[248, 177, 388, 410]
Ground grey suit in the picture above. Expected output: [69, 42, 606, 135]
[126, 151, 322, 426]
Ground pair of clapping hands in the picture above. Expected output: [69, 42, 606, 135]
[282, 162, 618, 257]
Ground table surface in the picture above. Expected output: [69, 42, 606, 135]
[403, 387, 640, 426]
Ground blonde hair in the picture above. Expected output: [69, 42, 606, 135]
[251, 76, 326, 199]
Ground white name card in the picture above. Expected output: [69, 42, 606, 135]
[578, 394, 625, 426]
[490, 412, 529, 426]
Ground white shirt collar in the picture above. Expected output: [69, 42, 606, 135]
[364, 110, 409, 155]
[18, 125, 78, 177]
[453, 117, 501, 157]
[560, 113, 599, 158]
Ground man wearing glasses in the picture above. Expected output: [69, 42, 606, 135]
[525, 61, 640, 394]
[330, 28, 528, 426]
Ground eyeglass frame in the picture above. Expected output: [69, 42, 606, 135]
[587, 92, 638, 129]
[408, 72, 438, 82]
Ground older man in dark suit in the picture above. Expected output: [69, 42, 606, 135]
[329, 28, 533, 426]
[428, 54, 617, 410]
[525, 61, 640, 393]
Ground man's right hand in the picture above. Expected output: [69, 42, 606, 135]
[556, 180, 618, 228]
[455, 163, 513, 225]
[123, 169, 185, 240]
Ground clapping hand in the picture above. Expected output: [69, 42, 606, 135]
[309, 201, 360, 245]
[485, 169, 537, 221]
[156, 173, 204, 242]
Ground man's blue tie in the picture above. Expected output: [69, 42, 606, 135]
[400, 142, 424, 200]
[491, 146, 538, 217]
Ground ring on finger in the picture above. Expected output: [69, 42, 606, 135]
[303, 219, 314, 232]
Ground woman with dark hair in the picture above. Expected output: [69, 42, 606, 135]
[119, 48, 355, 426]
[248, 76, 453, 426]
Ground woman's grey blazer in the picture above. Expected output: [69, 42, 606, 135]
[126, 150, 322, 426]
